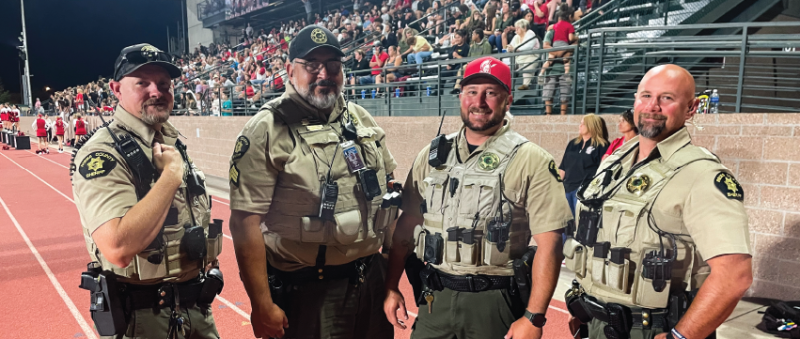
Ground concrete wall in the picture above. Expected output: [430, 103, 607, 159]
[17, 112, 800, 299]
[187, 0, 215, 47]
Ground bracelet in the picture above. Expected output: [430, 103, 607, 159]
[670, 328, 687, 339]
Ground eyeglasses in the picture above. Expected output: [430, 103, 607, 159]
[294, 60, 343, 74]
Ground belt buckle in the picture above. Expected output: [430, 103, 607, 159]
[464, 274, 492, 292]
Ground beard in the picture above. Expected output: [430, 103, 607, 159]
[461, 105, 505, 132]
[140, 98, 171, 125]
[295, 78, 343, 109]
[637, 112, 667, 139]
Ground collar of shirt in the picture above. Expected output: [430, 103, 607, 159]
[112, 105, 179, 146]
[620, 126, 691, 164]
[284, 80, 346, 124]
[455, 117, 513, 161]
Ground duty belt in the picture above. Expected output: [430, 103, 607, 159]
[268, 254, 374, 286]
[125, 276, 205, 310]
[580, 294, 669, 330]
[435, 269, 514, 292]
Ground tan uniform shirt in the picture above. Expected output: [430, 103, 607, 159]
[72, 106, 207, 284]
[604, 128, 751, 261]
[403, 120, 573, 237]
[229, 82, 398, 271]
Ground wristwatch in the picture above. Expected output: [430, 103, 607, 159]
[523, 310, 547, 328]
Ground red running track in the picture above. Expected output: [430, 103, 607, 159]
[0, 145, 575, 339]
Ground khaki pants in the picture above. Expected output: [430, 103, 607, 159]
[101, 304, 219, 339]
[280, 253, 394, 339]
[587, 318, 665, 339]
[411, 288, 525, 339]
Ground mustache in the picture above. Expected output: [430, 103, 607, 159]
[144, 99, 168, 106]
[639, 113, 666, 121]
[469, 107, 492, 114]
[310, 79, 337, 88]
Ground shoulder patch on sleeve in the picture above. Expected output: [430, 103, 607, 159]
[548, 160, 563, 182]
[714, 172, 743, 201]
[230, 163, 241, 187]
[232, 136, 251, 161]
[79, 151, 118, 180]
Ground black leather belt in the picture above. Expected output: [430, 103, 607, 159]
[125, 277, 205, 310]
[435, 269, 514, 292]
[581, 295, 669, 330]
[268, 254, 374, 286]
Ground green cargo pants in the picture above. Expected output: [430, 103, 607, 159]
[281, 253, 394, 339]
[410, 287, 525, 339]
[587, 318, 665, 339]
[101, 304, 219, 339]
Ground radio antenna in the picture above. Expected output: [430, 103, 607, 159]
[436, 110, 447, 136]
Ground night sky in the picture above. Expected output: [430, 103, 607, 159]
[0, 0, 183, 100]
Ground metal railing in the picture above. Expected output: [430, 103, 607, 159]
[578, 21, 800, 114]
[172, 22, 800, 117]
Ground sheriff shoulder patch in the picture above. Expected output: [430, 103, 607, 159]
[548, 160, 562, 182]
[230, 163, 241, 187]
[232, 136, 250, 161]
[79, 151, 118, 180]
[714, 172, 744, 201]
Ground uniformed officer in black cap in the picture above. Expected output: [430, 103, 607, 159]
[229, 25, 397, 339]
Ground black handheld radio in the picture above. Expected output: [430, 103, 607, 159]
[428, 110, 453, 167]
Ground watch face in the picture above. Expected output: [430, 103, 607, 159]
[526, 311, 547, 327]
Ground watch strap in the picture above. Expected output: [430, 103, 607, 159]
[524, 309, 547, 328]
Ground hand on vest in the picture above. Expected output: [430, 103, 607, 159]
[153, 142, 184, 184]
[251, 301, 289, 338]
[383, 288, 409, 330]
[505, 317, 543, 339]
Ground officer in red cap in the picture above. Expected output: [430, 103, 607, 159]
[384, 56, 572, 339]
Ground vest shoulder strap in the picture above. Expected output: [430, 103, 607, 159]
[663, 144, 720, 171]
[485, 130, 529, 158]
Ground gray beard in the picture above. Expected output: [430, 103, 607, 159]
[141, 109, 170, 125]
[295, 81, 343, 109]
[637, 119, 665, 139]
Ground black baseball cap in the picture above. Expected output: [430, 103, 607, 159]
[113, 43, 181, 81]
[289, 25, 345, 61]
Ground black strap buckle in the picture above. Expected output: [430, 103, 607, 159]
[464, 274, 492, 292]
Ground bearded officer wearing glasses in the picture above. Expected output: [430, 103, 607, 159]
[229, 25, 398, 339]
[71, 44, 222, 339]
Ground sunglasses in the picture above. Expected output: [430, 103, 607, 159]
[114, 49, 174, 80]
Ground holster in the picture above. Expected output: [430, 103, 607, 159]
[512, 246, 536, 305]
[268, 274, 291, 311]
[417, 264, 443, 306]
[404, 255, 425, 307]
[79, 264, 127, 336]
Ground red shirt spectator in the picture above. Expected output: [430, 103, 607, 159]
[605, 137, 626, 156]
[245, 85, 255, 98]
[533, 1, 549, 25]
[371, 51, 390, 76]
[272, 74, 284, 90]
[553, 20, 575, 43]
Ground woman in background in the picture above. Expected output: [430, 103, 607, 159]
[603, 109, 638, 160]
[559, 113, 609, 216]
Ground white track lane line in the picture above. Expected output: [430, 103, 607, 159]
[0, 195, 98, 339]
[0, 152, 251, 320]
[26, 149, 71, 170]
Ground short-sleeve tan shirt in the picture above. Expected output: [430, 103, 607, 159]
[229, 82, 398, 271]
[402, 120, 574, 236]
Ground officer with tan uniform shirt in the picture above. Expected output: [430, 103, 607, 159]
[228, 25, 397, 339]
[564, 64, 752, 339]
[384, 56, 573, 339]
[72, 44, 223, 339]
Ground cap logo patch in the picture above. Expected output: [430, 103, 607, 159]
[480, 59, 496, 74]
[311, 28, 327, 44]
[141, 45, 160, 53]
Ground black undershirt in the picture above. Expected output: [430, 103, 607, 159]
[468, 143, 478, 154]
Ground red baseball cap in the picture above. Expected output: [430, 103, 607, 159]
[461, 56, 512, 93]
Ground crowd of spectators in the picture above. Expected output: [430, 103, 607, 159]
[55, 0, 603, 117]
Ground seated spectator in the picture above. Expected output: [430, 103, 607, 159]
[377, 45, 405, 84]
[469, 28, 493, 57]
[349, 49, 371, 94]
[221, 93, 233, 116]
[504, 18, 540, 90]
[270, 66, 285, 92]
[491, 1, 515, 51]
[366, 42, 390, 86]
[405, 35, 433, 64]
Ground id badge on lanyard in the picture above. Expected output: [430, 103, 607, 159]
[341, 140, 366, 173]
